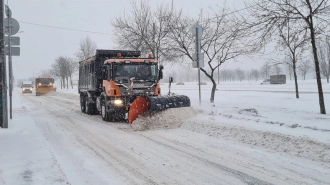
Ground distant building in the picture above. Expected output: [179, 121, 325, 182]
[270, 75, 286, 84]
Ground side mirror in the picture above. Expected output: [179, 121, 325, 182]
[159, 69, 163, 80]
[159, 65, 164, 70]
[169, 77, 173, 83]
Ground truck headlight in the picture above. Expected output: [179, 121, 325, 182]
[114, 99, 123, 106]
[49, 83, 53, 85]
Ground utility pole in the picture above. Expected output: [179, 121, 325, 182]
[1, 0, 8, 128]
[6, 5, 12, 119]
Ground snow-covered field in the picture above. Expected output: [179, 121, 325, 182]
[1, 79, 330, 185]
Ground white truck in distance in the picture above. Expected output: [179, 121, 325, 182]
[21, 81, 33, 94]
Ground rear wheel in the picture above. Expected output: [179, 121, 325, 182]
[80, 95, 86, 113]
[93, 104, 100, 115]
[85, 100, 92, 115]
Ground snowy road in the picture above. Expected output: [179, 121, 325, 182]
[3, 89, 330, 185]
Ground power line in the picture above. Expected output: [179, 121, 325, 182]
[206, 4, 257, 21]
[19, 21, 114, 35]
[19, 4, 257, 35]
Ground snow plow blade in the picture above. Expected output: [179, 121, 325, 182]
[36, 87, 57, 95]
[128, 95, 190, 124]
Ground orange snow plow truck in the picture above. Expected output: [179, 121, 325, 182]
[35, 76, 56, 96]
[78, 50, 190, 123]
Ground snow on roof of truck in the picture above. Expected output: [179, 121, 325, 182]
[104, 58, 157, 64]
[79, 50, 148, 65]
[36, 76, 54, 79]
[22, 81, 33, 84]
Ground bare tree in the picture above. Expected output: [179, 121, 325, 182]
[166, 6, 256, 102]
[272, 65, 282, 75]
[278, 20, 309, 99]
[220, 69, 231, 82]
[247, 69, 253, 81]
[298, 60, 312, 80]
[285, 62, 293, 81]
[229, 69, 236, 82]
[251, 69, 260, 81]
[67, 59, 78, 89]
[318, 37, 330, 83]
[52, 56, 70, 89]
[111, 1, 178, 63]
[75, 36, 97, 61]
[247, 0, 329, 114]
[260, 62, 271, 79]
[235, 68, 245, 82]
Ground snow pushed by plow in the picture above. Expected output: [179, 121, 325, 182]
[131, 107, 196, 131]
[182, 119, 330, 163]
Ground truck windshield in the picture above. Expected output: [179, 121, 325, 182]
[22, 84, 32, 87]
[113, 64, 157, 81]
[36, 78, 54, 84]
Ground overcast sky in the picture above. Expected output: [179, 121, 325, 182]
[8, 0, 265, 80]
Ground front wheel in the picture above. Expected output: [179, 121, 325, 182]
[101, 100, 109, 121]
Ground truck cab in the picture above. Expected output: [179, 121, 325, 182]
[35, 77, 56, 96]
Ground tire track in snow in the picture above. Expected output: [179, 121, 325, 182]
[23, 94, 249, 184]
[24, 95, 172, 184]
[138, 134, 273, 185]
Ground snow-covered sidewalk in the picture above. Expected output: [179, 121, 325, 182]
[0, 92, 69, 184]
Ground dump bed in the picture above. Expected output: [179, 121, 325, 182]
[78, 50, 141, 93]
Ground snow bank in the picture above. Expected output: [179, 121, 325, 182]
[131, 107, 196, 131]
[181, 119, 330, 162]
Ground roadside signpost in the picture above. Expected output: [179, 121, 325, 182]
[5, 5, 20, 120]
[191, 24, 204, 106]
[1, 3, 20, 128]
[5, 36, 20, 45]
[0, 0, 7, 128]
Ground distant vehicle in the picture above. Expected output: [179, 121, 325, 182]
[198, 82, 207, 85]
[176, 82, 185, 85]
[270, 75, 286, 84]
[260, 79, 270, 85]
[21, 81, 33, 94]
[35, 76, 56, 96]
